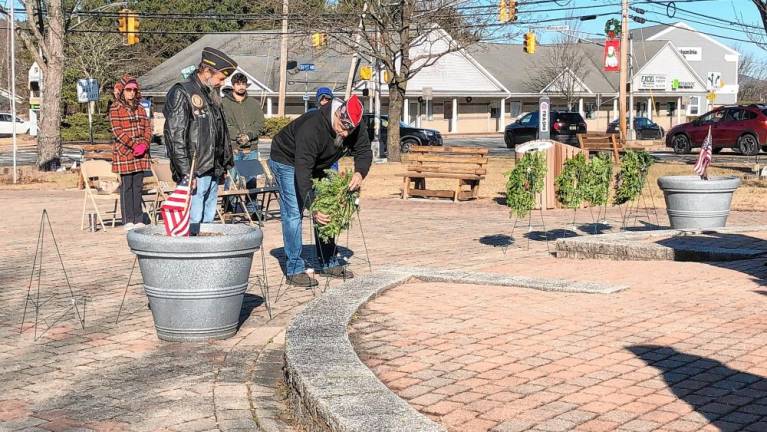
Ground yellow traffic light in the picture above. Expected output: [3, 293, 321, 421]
[523, 32, 536, 54]
[359, 65, 373, 81]
[118, 9, 128, 34]
[311, 32, 327, 48]
[499, 0, 517, 23]
[509, 0, 517, 22]
[126, 11, 139, 45]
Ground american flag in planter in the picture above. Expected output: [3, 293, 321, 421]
[161, 178, 191, 237]
[694, 126, 713, 179]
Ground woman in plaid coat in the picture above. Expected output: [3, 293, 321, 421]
[110, 75, 152, 230]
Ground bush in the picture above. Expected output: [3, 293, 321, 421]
[262, 116, 292, 138]
[61, 113, 112, 141]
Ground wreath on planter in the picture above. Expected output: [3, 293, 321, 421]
[583, 152, 613, 206]
[555, 153, 588, 209]
[310, 170, 360, 242]
[506, 151, 547, 219]
[613, 150, 654, 205]
[605, 18, 621, 38]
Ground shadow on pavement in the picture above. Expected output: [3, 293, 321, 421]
[628, 344, 767, 430]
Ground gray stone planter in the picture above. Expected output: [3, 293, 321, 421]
[127, 224, 263, 342]
[657, 175, 741, 229]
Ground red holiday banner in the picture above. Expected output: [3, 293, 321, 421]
[603, 39, 620, 72]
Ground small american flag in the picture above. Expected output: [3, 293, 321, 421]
[694, 126, 713, 179]
[161, 178, 192, 237]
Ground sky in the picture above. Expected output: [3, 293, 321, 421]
[520, 0, 767, 61]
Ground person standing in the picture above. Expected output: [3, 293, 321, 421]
[222, 73, 265, 155]
[163, 47, 237, 231]
[109, 75, 152, 231]
[268, 95, 371, 287]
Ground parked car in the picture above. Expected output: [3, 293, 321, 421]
[0, 113, 30, 137]
[362, 114, 443, 154]
[504, 111, 586, 148]
[665, 104, 767, 155]
[607, 117, 664, 140]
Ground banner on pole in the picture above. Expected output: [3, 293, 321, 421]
[603, 39, 620, 72]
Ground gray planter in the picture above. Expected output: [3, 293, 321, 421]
[657, 175, 741, 229]
[127, 224, 263, 342]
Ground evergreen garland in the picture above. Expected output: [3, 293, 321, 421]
[555, 153, 588, 209]
[583, 152, 613, 206]
[613, 150, 654, 205]
[505, 151, 547, 218]
[310, 170, 360, 242]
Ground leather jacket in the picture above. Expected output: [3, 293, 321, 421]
[163, 74, 233, 182]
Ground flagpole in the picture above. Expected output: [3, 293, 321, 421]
[10, 0, 17, 183]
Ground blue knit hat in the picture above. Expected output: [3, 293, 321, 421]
[315, 87, 333, 101]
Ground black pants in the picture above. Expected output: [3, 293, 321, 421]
[314, 226, 337, 267]
[120, 172, 144, 225]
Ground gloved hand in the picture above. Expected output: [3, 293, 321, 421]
[133, 142, 148, 157]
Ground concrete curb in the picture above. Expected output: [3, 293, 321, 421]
[283, 267, 627, 432]
[554, 225, 767, 261]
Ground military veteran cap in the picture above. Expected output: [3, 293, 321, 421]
[201, 47, 238, 77]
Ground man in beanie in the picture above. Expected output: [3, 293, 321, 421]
[222, 73, 265, 153]
[315, 87, 333, 108]
[163, 47, 237, 232]
[268, 95, 371, 287]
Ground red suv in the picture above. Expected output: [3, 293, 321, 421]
[665, 104, 767, 155]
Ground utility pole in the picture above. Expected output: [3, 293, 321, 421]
[277, 0, 288, 117]
[618, 0, 629, 143]
[10, 0, 17, 183]
[345, 2, 368, 100]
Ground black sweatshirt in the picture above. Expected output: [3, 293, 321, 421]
[269, 104, 372, 210]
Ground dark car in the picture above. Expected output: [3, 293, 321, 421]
[363, 114, 442, 155]
[504, 111, 587, 148]
[607, 117, 664, 140]
[665, 104, 767, 155]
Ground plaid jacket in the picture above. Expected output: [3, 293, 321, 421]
[109, 101, 152, 174]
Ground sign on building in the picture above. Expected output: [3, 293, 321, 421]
[638, 74, 667, 90]
[672, 79, 695, 90]
[678, 47, 702, 61]
[76, 79, 100, 103]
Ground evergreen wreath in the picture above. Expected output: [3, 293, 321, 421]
[613, 150, 654, 205]
[505, 151, 547, 219]
[310, 170, 360, 242]
[555, 153, 588, 209]
[583, 152, 613, 206]
[605, 18, 621, 38]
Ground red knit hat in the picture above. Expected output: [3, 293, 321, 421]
[341, 95, 363, 128]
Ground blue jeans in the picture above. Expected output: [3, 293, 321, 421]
[268, 159, 340, 276]
[190, 174, 219, 231]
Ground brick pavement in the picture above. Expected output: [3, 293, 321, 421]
[2, 188, 766, 431]
[350, 238, 767, 431]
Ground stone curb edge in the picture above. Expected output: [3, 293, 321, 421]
[283, 267, 627, 432]
[554, 225, 767, 261]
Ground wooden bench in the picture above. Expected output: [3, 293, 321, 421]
[577, 133, 622, 163]
[402, 145, 489, 202]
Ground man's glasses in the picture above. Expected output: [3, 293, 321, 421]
[124, 88, 137, 93]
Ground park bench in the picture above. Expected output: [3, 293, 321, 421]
[577, 133, 621, 163]
[401, 145, 488, 202]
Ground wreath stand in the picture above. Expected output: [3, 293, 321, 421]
[619, 177, 661, 231]
[510, 192, 551, 252]
[20, 210, 87, 340]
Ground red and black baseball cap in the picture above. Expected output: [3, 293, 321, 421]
[338, 95, 364, 130]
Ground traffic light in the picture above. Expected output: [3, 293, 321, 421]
[311, 32, 327, 48]
[359, 65, 373, 81]
[523, 32, 536, 54]
[118, 9, 128, 35]
[126, 11, 139, 45]
[498, 0, 518, 23]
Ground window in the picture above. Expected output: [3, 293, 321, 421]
[687, 96, 701, 116]
[518, 112, 538, 126]
[635, 118, 649, 128]
[742, 110, 758, 120]
[724, 109, 744, 122]
[509, 101, 522, 117]
[0, 114, 10, 122]
[698, 110, 725, 123]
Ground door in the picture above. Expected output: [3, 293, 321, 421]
[716, 108, 744, 147]
[408, 102, 418, 126]
[689, 110, 723, 146]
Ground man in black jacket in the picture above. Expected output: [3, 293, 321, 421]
[268, 95, 372, 287]
[163, 47, 237, 230]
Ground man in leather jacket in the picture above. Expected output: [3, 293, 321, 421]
[163, 47, 237, 230]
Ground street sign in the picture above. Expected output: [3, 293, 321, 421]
[76, 79, 99, 103]
[140, 99, 152, 118]
[422, 86, 433, 101]
[706, 91, 717, 103]
[706, 72, 722, 90]
[302, 94, 310, 101]
[298, 63, 316, 72]
[539, 96, 550, 140]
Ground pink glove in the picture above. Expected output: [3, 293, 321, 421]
[133, 142, 148, 157]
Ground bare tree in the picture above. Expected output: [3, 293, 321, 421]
[524, 30, 590, 111]
[298, 1, 499, 161]
[737, 47, 767, 103]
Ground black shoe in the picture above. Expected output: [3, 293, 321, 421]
[321, 267, 355, 279]
[287, 272, 319, 287]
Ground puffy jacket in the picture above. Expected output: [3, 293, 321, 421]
[270, 103, 372, 210]
[163, 74, 233, 182]
[221, 88, 265, 149]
